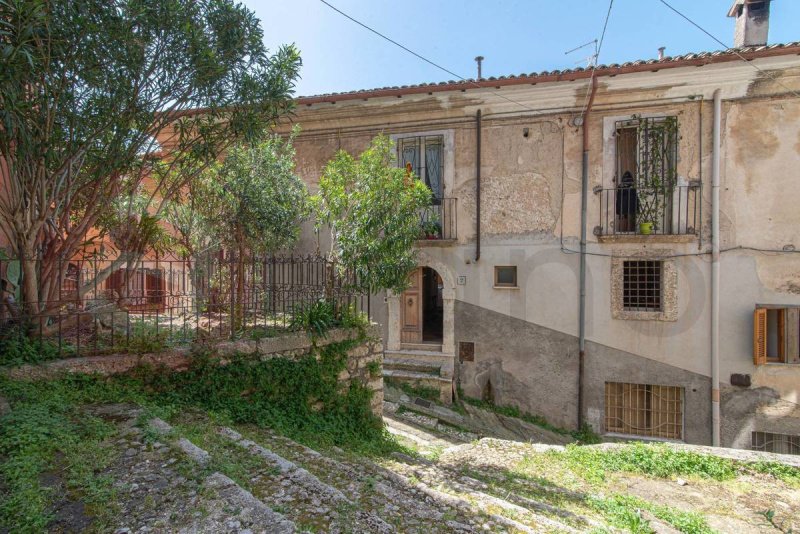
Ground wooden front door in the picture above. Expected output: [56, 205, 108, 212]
[400, 268, 423, 343]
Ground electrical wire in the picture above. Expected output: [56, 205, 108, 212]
[656, 0, 800, 99]
[577, 0, 615, 118]
[317, 0, 547, 115]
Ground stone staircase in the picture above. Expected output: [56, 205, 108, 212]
[89, 403, 597, 533]
[382, 343, 454, 403]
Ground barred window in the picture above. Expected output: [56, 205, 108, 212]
[752, 432, 800, 456]
[605, 382, 683, 440]
[623, 260, 662, 312]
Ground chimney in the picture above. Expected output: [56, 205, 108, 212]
[658, 47, 666, 60]
[727, 0, 772, 48]
[474, 56, 484, 80]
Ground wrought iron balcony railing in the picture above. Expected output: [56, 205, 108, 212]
[595, 184, 701, 237]
[418, 197, 457, 241]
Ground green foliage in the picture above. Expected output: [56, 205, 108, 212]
[129, 340, 391, 454]
[0, 385, 118, 532]
[588, 494, 714, 534]
[561, 442, 739, 483]
[290, 299, 337, 337]
[0, 327, 60, 367]
[338, 304, 370, 334]
[366, 360, 381, 378]
[752, 460, 800, 486]
[314, 135, 433, 293]
[0, 0, 301, 309]
[199, 132, 308, 256]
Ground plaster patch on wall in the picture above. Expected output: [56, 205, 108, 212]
[755, 255, 800, 295]
[461, 172, 557, 236]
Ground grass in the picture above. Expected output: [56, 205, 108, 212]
[555, 442, 800, 486]
[0, 381, 121, 532]
[587, 494, 715, 534]
[0, 336, 403, 532]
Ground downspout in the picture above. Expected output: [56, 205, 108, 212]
[578, 75, 598, 429]
[711, 89, 722, 446]
[475, 109, 482, 262]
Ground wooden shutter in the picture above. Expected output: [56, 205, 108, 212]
[753, 308, 768, 366]
[787, 308, 800, 364]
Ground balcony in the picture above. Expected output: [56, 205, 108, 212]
[595, 184, 701, 240]
[418, 197, 457, 243]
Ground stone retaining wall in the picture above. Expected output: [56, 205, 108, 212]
[3, 326, 384, 415]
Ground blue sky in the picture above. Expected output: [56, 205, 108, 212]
[247, 0, 800, 97]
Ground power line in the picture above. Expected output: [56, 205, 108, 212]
[656, 0, 800, 99]
[317, 0, 545, 115]
[577, 0, 615, 117]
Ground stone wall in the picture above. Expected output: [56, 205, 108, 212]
[3, 326, 385, 416]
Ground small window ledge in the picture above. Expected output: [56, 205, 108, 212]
[493, 286, 520, 290]
[598, 234, 698, 245]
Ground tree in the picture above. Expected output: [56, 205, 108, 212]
[313, 135, 432, 294]
[0, 0, 301, 317]
[179, 133, 308, 328]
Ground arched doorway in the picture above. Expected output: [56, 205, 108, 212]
[400, 267, 444, 344]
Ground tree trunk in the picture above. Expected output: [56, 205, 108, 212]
[20, 249, 40, 317]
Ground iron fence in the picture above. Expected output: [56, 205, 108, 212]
[0, 254, 370, 357]
[419, 197, 457, 241]
[596, 184, 701, 237]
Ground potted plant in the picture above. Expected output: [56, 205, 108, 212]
[421, 220, 441, 239]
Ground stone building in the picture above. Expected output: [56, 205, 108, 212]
[286, 1, 800, 452]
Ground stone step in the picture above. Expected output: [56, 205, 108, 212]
[216, 427, 394, 533]
[383, 369, 452, 384]
[400, 343, 443, 352]
[383, 414, 462, 449]
[212, 425, 486, 533]
[384, 349, 452, 361]
[146, 418, 297, 532]
[383, 357, 442, 374]
[386, 453, 584, 534]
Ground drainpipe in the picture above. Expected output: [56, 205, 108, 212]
[711, 89, 722, 446]
[475, 109, 482, 262]
[578, 75, 598, 429]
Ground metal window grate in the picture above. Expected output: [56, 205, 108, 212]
[752, 432, 800, 455]
[623, 260, 663, 312]
[605, 382, 683, 440]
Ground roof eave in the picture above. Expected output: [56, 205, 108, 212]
[296, 43, 800, 106]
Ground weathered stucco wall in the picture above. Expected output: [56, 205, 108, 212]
[285, 53, 800, 445]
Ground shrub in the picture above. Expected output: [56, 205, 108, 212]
[290, 299, 336, 337]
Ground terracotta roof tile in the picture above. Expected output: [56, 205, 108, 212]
[297, 42, 800, 104]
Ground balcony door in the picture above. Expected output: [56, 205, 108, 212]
[398, 135, 443, 201]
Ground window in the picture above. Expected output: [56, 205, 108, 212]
[623, 260, 662, 312]
[106, 267, 166, 312]
[752, 432, 800, 456]
[753, 306, 800, 365]
[612, 253, 676, 321]
[605, 382, 684, 440]
[494, 266, 517, 288]
[612, 116, 680, 235]
[398, 135, 444, 200]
